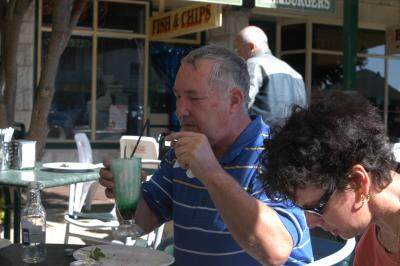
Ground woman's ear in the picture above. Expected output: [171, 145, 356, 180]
[348, 164, 371, 201]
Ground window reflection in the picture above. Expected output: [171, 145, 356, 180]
[311, 54, 343, 91]
[282, 24, 305, 50]
[42, 1, 147, 141]
[95, 38, 145, 140]
[355, 56, 385, 107]
[98, 2, 146, 33]
[45, 34, 92, 140]
[388, 58, 400, 139]
[42, 0, 93, 28]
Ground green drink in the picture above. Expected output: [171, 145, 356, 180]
[109, 157, 142, 220]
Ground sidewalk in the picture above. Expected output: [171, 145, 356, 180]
[41, 185, 173, 246]
[42, 184, 115, 245]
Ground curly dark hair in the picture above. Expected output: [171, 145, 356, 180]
[260, 90, 396, 202]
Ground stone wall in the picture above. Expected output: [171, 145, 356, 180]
[14, 2, 35, 130]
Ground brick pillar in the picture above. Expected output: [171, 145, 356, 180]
[15, 2, 35, 129]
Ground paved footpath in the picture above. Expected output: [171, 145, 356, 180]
[42, 184, 114, 244]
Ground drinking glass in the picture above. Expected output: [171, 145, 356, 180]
[109, 157, 144, 242]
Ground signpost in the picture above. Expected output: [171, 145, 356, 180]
[386, 25, 400, 55]
[149, 3, 222, 41]
[185, 0, 242, 5]
[255, 0, 336, 14]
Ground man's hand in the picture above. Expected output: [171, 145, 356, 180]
[165, 132, 222, 181]
[99, 159, 115, 198]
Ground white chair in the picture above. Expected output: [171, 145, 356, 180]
[392, 142, 400, 162]
[71, 133, 99, 211]
[120, 135, 160, 169]
[308, 236, 356, 266]
[64, 134, 165, 248]
[64, 133, 119, 245]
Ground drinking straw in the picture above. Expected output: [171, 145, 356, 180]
[130, 118, 149, 158]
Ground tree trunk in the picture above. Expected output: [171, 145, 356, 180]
[26, 0, 87, 158]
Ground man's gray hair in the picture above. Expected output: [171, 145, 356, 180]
[182, 45, 250, 109]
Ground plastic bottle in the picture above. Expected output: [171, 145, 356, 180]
[21, 181, 47, 263]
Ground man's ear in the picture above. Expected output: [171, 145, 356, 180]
[229, 87, 245, 112]
[248, 42, 256, 56]
[348, 164, 371, 201]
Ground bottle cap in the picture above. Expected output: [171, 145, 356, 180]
[28, 181, 40, 189]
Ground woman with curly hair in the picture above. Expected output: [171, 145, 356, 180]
[259, 90, 400, 265]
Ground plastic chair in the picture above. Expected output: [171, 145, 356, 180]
[64, 133, 118, 245]
[392, 142, 400, 162]
[72, 133, 99, 211]
[308, 236, 356, 266]
[120, 136, 159, 169]
[64, 134, 165, 247]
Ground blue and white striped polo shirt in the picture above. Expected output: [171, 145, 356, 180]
[142, 116, 313, 265]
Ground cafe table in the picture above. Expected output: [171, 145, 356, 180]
[0, 243, 85, 266]
[0, 163, 99, 243]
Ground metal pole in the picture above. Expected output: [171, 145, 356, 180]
[343, 0, 358, 91]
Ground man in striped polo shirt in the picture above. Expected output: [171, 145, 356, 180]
[100, 45, 313, 265]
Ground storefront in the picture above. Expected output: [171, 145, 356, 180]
[16, 0, 400, 145]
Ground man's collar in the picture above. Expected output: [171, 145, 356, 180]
[251, 48, 271, 57]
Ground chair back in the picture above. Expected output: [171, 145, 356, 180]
[69, 133, 96, 214]
[393, 142, 400, 162]
[120, 136, 159, 169]
[307, 237, 356, 266]
[75, 133, 93, 163]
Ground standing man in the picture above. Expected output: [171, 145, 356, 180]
[100, 45, 312, 265]
[235, 25, 307, 126]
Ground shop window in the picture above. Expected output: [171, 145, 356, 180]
[281, 53, 305, 78]
[250, 20, 276, 53]
[95, 38, 145, 140]
[42, 0, 93, 28]
[282, 24, 306, 51]
[311, 54, 343, 91]
[355, 56, 385, 107]
[148, 42, 198, 136]
[41, 0, 148, 141]
[358, 29, 385, 55]
[98, 1, 146, 33]
[44, 34, 92, 139]
[388, 58, 400, 139]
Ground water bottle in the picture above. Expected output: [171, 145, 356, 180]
[21, 181, 47, 263]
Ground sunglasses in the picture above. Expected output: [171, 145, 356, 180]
[302, 188, 335, 216]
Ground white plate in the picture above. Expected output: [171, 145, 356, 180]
[73, 245, 174, 266]
[0, 239, 12, 249]
[142, 159, 161, 165]
[42, 162, 103, 172]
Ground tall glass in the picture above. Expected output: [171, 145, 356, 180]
[109, 157, 144, 242]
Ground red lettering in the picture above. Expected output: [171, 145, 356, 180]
[181, 5, 211, 29]
[151, 16, 171, 35]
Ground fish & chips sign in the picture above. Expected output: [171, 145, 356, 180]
[149, 3, 222, 40]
